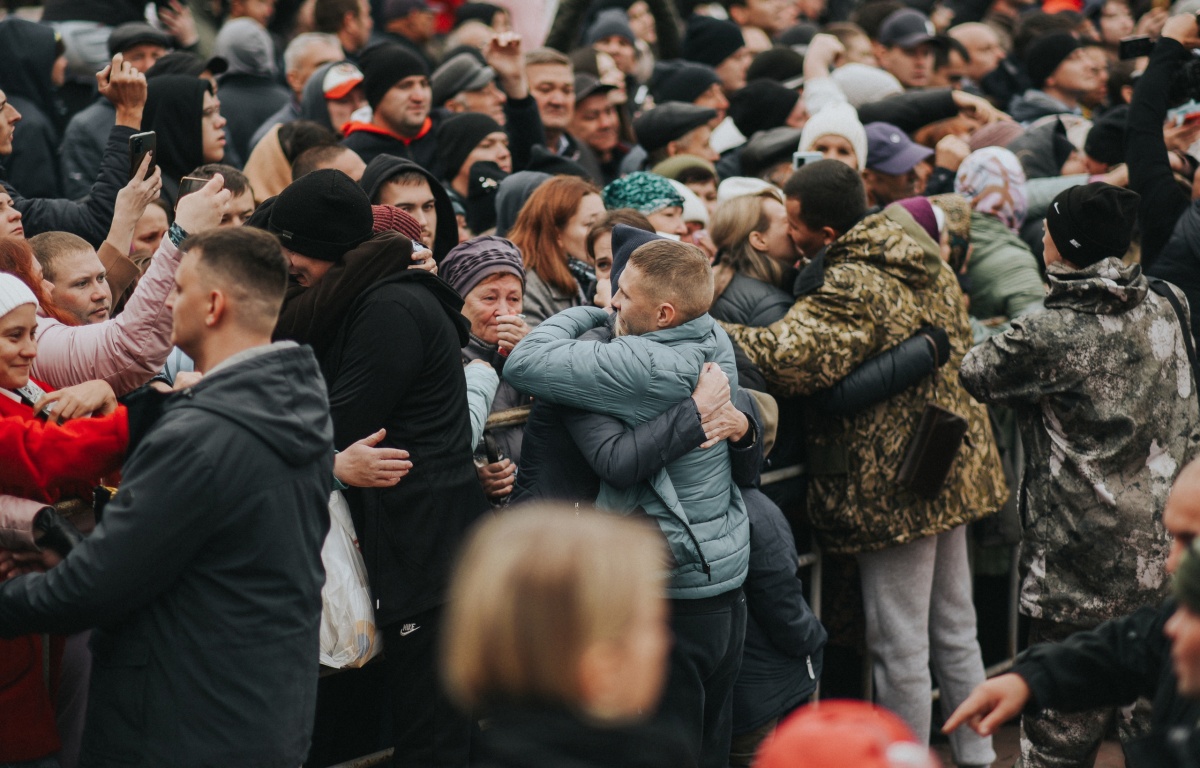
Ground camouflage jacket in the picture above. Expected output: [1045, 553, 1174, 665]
[721, 207, 1007, 555]
[960, 258, 1200, 626]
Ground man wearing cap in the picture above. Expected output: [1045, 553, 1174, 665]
[247, 32, 344, 152]
[946, 457, 1200, 767]
[651, 60, 729, 127]
[379, 0, 437, 65]
[863, 121, 934, 207]
[1010, 32, 1102, 124]
[629, 102, 720, 172]
[268, 169, 488, 767]
[960, 182, 1200, 766]
[429, 34, 545, 173]
[60, 22, 174, 200]
[569, 73, 631, 185]
[874, 8, 942, 88]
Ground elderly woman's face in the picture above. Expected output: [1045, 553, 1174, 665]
[462, 273, 523, 344]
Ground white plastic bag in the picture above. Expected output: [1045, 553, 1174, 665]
[319, 490, 382, 669]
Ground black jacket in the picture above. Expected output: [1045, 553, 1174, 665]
[321, 270, 489, 626]
[474, 703, 696, 768]
[0, 18, 65, 199]
[1013, 600, 1200, 767]
[2, 117, 132, 246]
[735, 487, 826, 733]
[217, 74, 290, 164]
[343, 120, 439, 175]
[856, 89, 958, 135]
[1132, 38, 1197, 274]
[0, 342, 334, 768]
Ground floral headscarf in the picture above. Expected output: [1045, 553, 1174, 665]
[954, 147, 1029, 234]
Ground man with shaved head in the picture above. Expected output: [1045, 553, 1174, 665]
[948, 23, 1005, 87]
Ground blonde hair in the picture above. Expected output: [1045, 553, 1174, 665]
[627, 239, 714, 324]
[709, 191, 787, 288]
[442, 505, 665, 715]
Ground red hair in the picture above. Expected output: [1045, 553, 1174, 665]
[507, 177, 600, 296]
[0, 237, 77, 326]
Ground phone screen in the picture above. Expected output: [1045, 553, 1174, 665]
[128, 131, 157, 181]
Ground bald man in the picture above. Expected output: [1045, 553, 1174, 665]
[945, 459, 1200, 767]
[948, 23, 1005, 87]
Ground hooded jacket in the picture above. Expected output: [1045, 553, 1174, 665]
[358, 154, 458, 260]
[0, 342, 334, 768]
[961, 258, 1200, 626]
[964, 211, 1046, 321]
[505, 306, 751, 599]
[1009, 89, 1079, 125]
[343, 115, 439, 175]
[215, 18, 289, 162]
[297, 60, 352, 133]
[721, 206, 1008, 554]
[280, 256, 489, 625]
[0, 18, 66, 198]
[142, 75, 213, 204]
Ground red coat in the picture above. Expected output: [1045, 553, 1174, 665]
[0, 381, 128, 761]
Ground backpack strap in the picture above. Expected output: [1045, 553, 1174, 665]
[1147, 277, 1200, 397]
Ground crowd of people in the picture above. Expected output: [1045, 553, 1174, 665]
[2, 0, 1200, 766]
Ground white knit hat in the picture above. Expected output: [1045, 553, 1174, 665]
[800, 102, 869, 172]
[716, 176, 779, 204]
[0, 272, 37, 320]
[668, 179, 709, 227]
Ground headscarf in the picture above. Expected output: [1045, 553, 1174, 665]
[602, 172, 684, 215]
[928, 193, 972, 273]
[954, 147, 1028, 234]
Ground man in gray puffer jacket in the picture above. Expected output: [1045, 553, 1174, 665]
[961, 183, 1200, 767]
[505, 226, 750, 768]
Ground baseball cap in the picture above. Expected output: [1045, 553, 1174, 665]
[574, 73, 617, 105]
[865, 122, 934, 175]
[432, 53, 496, 107]
[878, 9, 939, 49]
[322, 62, 364, 100]
[756, 700, 939, 768]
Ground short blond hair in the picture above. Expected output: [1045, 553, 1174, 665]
[441, 505, 665, 715]
[627, 239, 714, 324]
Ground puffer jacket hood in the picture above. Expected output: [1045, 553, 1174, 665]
[214, 17, 277, 79]
[1045, 256, 1149, 315]
[359, 153, 458, 260]
[171, 341, 332, 467]
[0, 18, 60, 118]
[829, 207, 942, 292]
[299, 60, 342, 130]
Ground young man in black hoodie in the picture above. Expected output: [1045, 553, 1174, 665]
[358, 153, 458, 259]
[268, 169, 488, 767]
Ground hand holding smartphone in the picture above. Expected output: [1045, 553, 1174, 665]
[128, 131, 157, 181]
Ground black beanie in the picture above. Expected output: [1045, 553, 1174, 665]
[437, 112, 504, 178]
[1045, 182, 1140, 267]
[269, 169, 374, 261]
[1084, 105, 1128, 166]
[746, 47, 806, 88]
[1025, 33, 1080, 90]
[360, 43, 430, 109]
[650, 60, 721, 105]
[729, 79, 800, 139]
[683, 15, 745, 68]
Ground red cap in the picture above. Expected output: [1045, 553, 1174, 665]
[754, 701, 938, 768]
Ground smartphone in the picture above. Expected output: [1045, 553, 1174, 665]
[128, 131, 157, 181]
[792, 150, 824, 169]
[1118, 35, 1154, 60]
[1169, 99, 1200, 126]
[178, 175, 208, 199]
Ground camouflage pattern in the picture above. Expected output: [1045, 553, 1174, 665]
[721, 206, 1008, 555]
[960, 258, 1200, 627]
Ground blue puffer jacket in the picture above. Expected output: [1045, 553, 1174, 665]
[505, 306, 750, 598]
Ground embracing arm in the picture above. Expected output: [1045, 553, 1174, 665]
[562, 398, 706, 489]
[464, 362, 500, 448]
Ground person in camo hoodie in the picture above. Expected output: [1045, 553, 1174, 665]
[961, 183, 1200, 767]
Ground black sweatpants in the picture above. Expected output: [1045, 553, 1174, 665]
[653, 588, 748, 768]
[382, 607, 473, 768]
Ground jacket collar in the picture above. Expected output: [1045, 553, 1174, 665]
[1044, 257, 1147, 315]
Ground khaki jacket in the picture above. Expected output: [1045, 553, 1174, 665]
[722, 206, 1007, 554]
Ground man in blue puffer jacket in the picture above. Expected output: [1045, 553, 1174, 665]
[505, 226, 750, 768]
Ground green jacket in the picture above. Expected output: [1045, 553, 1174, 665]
[722, 207, 1007, 554]
[965, 211, 1046, 322]
[504, 307, 750, 598]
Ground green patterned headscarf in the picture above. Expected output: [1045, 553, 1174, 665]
[602, 172, 684, 215]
